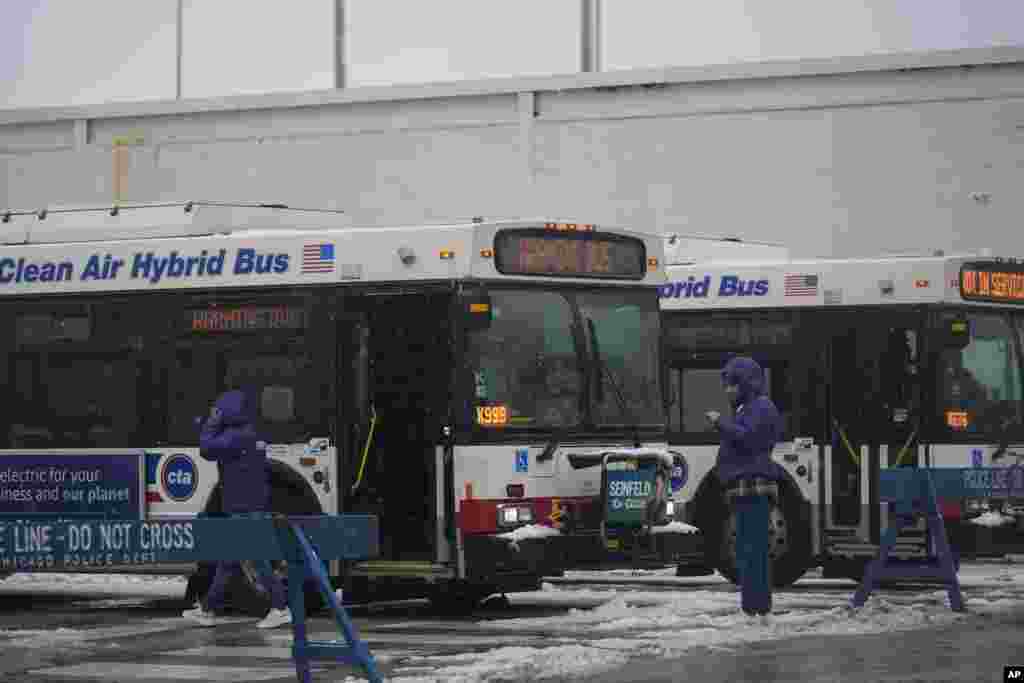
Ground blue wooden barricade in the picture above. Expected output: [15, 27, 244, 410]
[851, 465, 1024, 613]
[0, 514, 383, 683]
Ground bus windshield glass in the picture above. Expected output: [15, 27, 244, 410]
[938, 310, 1024, 437]
[466, 288, 663, 430]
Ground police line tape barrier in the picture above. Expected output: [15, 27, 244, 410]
[851, 466, 1024, 612]
[0, 514, 383, 683]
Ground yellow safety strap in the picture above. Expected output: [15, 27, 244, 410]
[893, 425, 919, 467]
[351, 404, 378, 494]
[833, 419, 860, 467]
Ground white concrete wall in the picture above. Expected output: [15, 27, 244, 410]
[2, 47, 1023, 258]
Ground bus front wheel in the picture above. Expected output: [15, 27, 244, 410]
[233, 485, 326, 616]
[427, 585, 488, 615]
[188, 483, 326, 616]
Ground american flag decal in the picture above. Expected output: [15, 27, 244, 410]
[784, 273, 819, 297]
[302, 243, 335, 273]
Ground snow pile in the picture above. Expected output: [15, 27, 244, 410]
[649, 521, 700, 535]
[588, 567, 679, 577]
[0, 627, 89, 649]
[361, 587, 996, 683]
[968, 511, 1016, 527]
[495, 524, 561, 552]
[0, 573, 185, 599]
[598, 447, 676, 469]
[0, 619, 186, 649]
[389, 643, 628, 683]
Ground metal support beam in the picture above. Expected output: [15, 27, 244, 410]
[334, 0, 346, 89]
[73, 119, 88, 151]
[518, 91, 536, 186]
[581, 0, 601, 73]
[176, 0, 184, 99]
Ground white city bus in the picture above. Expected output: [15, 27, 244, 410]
[0, 202, 694, 611]
[660, 243, 1024, 584]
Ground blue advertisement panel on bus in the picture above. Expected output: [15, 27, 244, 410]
[0, 454, 142, 520]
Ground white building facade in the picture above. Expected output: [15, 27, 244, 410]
[2, 46, 1023, 258]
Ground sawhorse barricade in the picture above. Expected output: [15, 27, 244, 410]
[851, 465, 1024, 613]
[0, 514, 383, 683]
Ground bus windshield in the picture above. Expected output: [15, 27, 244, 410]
[937, 310, 1024, 437]
[466, 288, 663, 430]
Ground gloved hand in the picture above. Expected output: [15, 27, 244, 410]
[199, 407, 223, 430]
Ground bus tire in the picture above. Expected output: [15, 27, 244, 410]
[234, 482, 326, 616]
[194, 479, 326, 616]
[711, 484, 812, 588]
[427, 584, 489, 615]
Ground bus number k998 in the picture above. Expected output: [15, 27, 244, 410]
[476, 405, 509, 427]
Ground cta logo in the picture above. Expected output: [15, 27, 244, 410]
[659, 275, 769, 299]
[161, 454, 198, 502]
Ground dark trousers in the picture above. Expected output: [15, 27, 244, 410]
[203, 513, 287, 612]
[734, 494, 772, 615]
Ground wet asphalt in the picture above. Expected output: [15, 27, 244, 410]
[587, 604, 1024, 683]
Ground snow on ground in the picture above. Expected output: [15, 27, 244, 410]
[5, 565, 1024, 682]
[968, 511, 1017, 527]
[0, 572, 186, 599]
[648, 521, 699, 535]
[0, 619, 187, 650]
[494, 524, 562, 551]
[374, 564, 1024, 683]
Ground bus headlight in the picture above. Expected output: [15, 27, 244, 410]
[497, 504, 534, 528]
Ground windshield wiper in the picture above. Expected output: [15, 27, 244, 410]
[537, 429, 564, 462]
[586, 317, 641, 448]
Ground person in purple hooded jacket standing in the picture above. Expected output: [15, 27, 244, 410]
[182, 389, 292, 629]
[706, 356, 784, 617]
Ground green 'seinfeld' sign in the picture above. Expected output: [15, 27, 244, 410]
[606, 469, 656, 526]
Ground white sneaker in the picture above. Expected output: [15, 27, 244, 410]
[181, 603, 204, 619]
[257, 607, 292, 630]
[186, 608, 231, 627]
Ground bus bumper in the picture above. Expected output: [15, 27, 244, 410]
[462, 533, 568, 579]
[563, 527, 704, 570]
[463, 528, 704, 577]
[590, 528, 704, 569]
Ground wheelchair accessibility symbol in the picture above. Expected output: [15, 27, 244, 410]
[515, 449, 529, 473]
[971, 449, 984, 468]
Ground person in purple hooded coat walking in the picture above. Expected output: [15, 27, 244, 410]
[705, 356, 784, 617]
[182, 389, 292, 629]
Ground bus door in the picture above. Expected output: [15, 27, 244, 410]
[345, 290, 454, 566]
[336, 310, 370, 514]
[818, 310, 923, 544]
[875, 318, 924, 542]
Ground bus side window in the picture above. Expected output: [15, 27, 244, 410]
[679, 368, 731, 434]
[261, 385, 295, 423]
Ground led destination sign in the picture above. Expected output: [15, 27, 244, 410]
[187, 305, 306, 332]
[494, 229, 646, 280]
[960, 261, 1024, 304]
